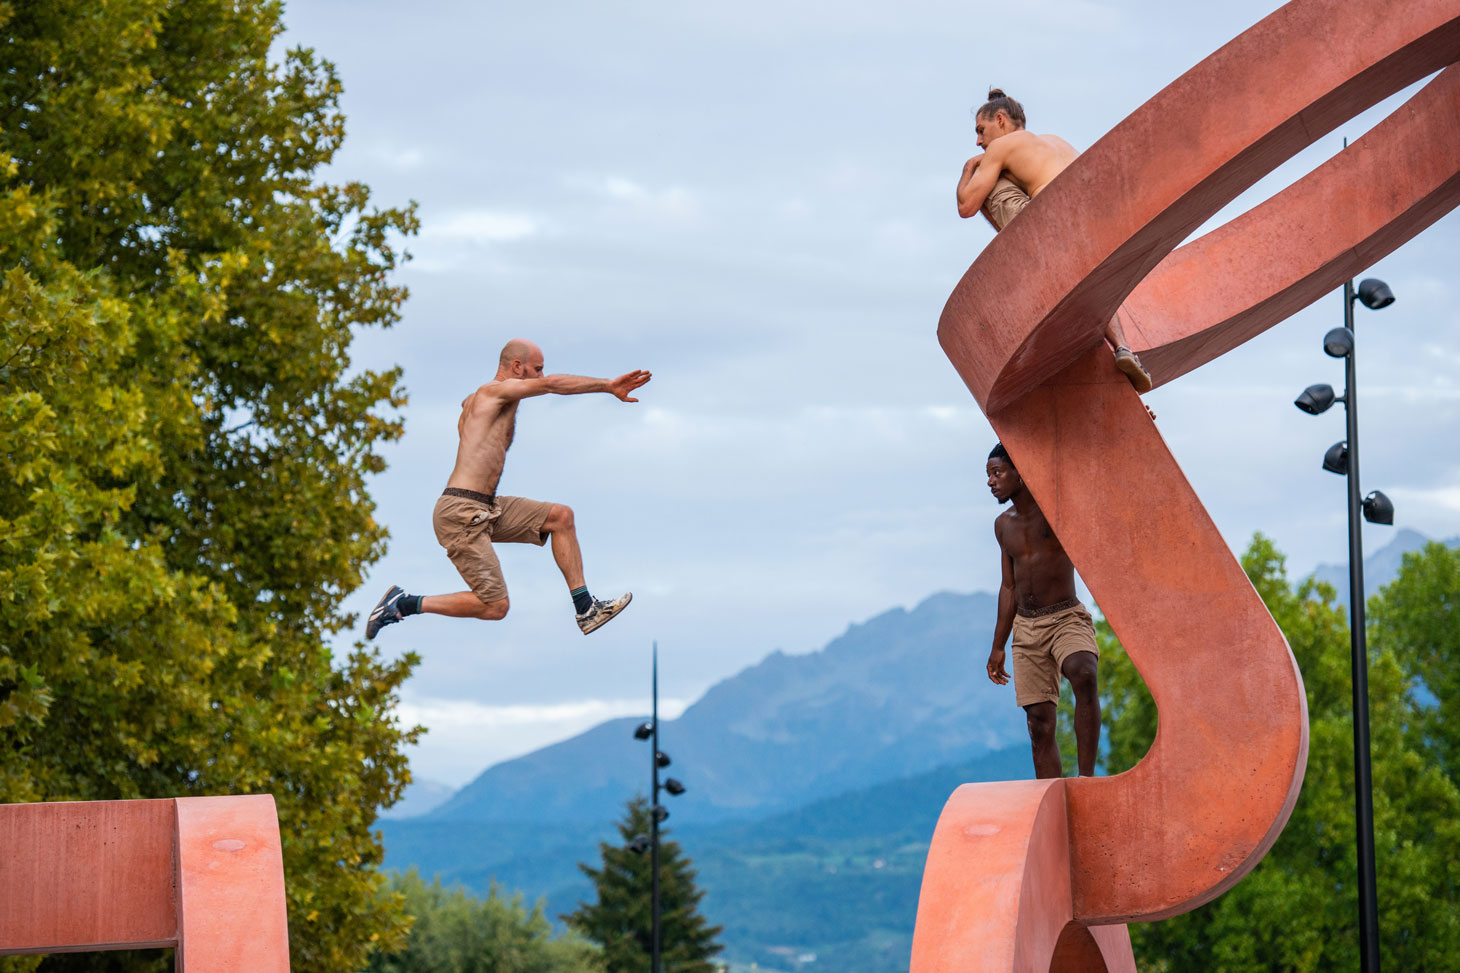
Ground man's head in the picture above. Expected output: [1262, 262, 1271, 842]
[974, 87, 1026, 150]
[986, 442, 1023, 504]
[498, 338, 545, 379]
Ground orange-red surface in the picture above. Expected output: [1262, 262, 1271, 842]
[914, 0, 1460, 969]
[0, 796, 290, 970]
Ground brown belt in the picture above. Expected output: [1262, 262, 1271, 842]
[442, 486, 496, 505]
[1016, 597, 1081, 619]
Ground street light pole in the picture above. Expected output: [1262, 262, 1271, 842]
[1341, 280, 1381, 973]
[650, 640, 661, 973]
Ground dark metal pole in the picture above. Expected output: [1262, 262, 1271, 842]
[650, 641, 661, 973]
[1343, 279, 1381, 972]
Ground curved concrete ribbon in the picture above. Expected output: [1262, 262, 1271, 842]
[914, 0, 1460, 968]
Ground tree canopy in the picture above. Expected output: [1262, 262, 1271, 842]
[1099, 535, 1460, 971]
[1, 1, 420, 969]
[366, 871, 603, 973]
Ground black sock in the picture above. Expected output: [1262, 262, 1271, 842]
[571, 586, 593, 614]
[399, 594, 424, 616]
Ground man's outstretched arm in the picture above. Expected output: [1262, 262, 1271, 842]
[490, 370, 652, 402]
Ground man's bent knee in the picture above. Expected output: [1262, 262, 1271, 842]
[478, 597, 510, 620]
[1062, 653, 1099, 699]
[543, 503, 574, 533]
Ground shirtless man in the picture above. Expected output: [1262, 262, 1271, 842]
[956, 88, 1153, 394]
[985, 442, 1100, 778]
[365, 339, 649, 640]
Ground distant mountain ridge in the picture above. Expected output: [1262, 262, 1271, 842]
[421, 590, 1026, 826]
[1308, 528, 1458, 605]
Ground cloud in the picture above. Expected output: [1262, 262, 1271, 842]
[564, 174, 704, 224]
[368, 145, 426, 170]
[398, 695, 690, 786]
[428, 209, 541, 244]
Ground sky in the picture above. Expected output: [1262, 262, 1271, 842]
[278, 0, 1460, 786]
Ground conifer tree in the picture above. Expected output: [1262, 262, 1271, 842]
[567, 797, 725, 972]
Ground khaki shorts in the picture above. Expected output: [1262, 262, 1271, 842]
[984, 176, 1030, 232]
[1011, 601, 1098, 708]
[431, 492, 554, 603]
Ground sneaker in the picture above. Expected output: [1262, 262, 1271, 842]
[577, 592, 633, 635]
[1113, 346, 1153, 394]
[366, 585, 407, 639]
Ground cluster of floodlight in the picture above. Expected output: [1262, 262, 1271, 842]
[1291, 278, 1395, 525]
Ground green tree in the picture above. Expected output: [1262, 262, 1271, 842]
[366, 871, 603, 973]
[567, 797, 725, 972]
[1097, 535, 1460, 971]
[1370, 540, 1460, 775]
[0, 1, 420, 969]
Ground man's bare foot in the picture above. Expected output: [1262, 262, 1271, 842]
[1113, 346, 1153, 394]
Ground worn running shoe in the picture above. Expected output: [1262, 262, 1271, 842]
[1113, 346, 1154, 394]
[366, 585, 407, 639]
[576, 592, 633, 635]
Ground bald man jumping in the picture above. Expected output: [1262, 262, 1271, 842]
[366, 339, 650, 640]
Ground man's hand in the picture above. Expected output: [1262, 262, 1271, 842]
[987, 647, 1010, 686]
[609, 369, 651, 403]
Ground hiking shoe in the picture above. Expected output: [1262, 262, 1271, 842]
[366, 585, 407, 639]
[577, 592, 633, 635]
[1114, 346, 1153, 394]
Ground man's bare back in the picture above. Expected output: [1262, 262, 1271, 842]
[976, 129, 1077, 198]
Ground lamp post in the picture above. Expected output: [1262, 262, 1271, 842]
[630, 642, 685, 973]
[1293, 275, 1396, 972]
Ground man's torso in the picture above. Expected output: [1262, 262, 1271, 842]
[997, 506, 1079, 611]
[447, 384, 517, 494]
[995, 131, 1078, 198]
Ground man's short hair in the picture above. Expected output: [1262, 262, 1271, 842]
[976, 88, 1026, 129]
[989, 442, 1015, 468]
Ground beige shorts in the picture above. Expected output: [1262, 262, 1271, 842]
[431, 491, 554, 603]
[1011, 601, 1098, 708]
[984, 176, 1030, 232]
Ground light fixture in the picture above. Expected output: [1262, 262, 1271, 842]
[1295, 383, 1337, 415]
[664, 778, 685, 796]
[1362, 490, 1395, 525]
[628, 833, 651, 855]
[652, 805, 669, 823]
[1355, 278, 1395, 310]
[655, 751, 671, 768]
[1324, 327, 1355, 358]
[633, 722, 654, 740]
[1322, 441, 1348, 475]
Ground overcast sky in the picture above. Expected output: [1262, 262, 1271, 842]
[279, 0, 1460, 786]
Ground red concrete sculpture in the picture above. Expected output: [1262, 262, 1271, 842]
[912, 0, 1460, 968]
[0, 795, 291, 970]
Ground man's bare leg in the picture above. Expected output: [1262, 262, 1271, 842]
[421, 592, 509, 620]
[1024, 702, 1063, 779]
[1062, 652, 1101, 777]
[542, 503, 586, 590]
[1105, 309, 1153, 394]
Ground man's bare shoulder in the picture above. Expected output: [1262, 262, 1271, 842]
[993, 507, 1016, 537]
[1031, 132, 1078, 161]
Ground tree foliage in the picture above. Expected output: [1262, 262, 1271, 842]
[365, 870, 602, 973]
[0, 1, 420, 969]
[1098, 535, 1460, 971]
[567, 797, 725, 972]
